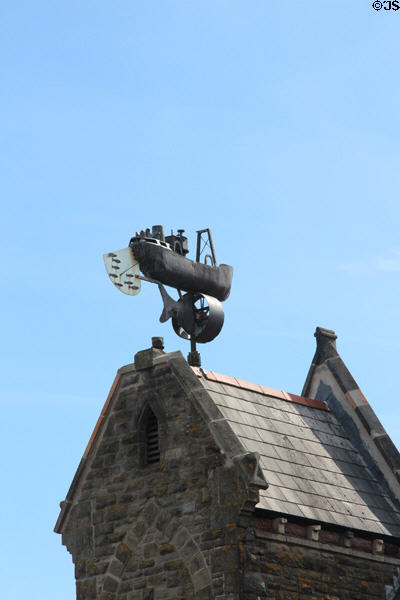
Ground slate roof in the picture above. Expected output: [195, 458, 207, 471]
[193, 367, 400, 537]
[55, 334, 400, 541]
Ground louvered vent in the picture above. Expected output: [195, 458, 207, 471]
[146, 410, 160, 464]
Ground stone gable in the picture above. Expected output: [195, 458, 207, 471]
[56, 340, 400, 599]
[57, 350, 261, 599]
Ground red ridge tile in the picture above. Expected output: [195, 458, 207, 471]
[196, 368, 329, 412]
[288, 393, 329, 412]
[259, 385, 287, 400]
[235, 377, 263, 394]
[202, 369, 218, 382]
[214, 372, 238, 386]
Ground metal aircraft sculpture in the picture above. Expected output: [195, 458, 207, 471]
[103, 226, 233, 366]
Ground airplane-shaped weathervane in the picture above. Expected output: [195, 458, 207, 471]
[103, 226, 233, 366]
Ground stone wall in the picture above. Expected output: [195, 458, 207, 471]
[57, 349, 400, 599]
[60, 354, 250, 600]
[242, 526, 400, 599]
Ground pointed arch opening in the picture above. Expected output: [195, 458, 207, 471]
[143, 407, 160, 465]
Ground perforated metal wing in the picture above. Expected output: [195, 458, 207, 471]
[103, 248, 141, 296]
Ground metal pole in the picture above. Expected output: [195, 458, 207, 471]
[187, 294, 201, 367]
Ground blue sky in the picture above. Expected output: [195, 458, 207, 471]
[2, 1, 400, 597]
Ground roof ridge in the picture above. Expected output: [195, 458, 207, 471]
[302, 327, 400, 499]
[191, 367, 329, 412]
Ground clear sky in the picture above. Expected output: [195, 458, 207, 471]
[2, 1, 400, 598]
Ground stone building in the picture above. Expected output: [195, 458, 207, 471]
[55, 328, 400, 599]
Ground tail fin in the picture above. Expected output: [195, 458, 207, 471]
[158, 284, 180, 322]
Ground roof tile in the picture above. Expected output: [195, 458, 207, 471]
[195, 367, 400, 536]
[195, 368, 329, 412]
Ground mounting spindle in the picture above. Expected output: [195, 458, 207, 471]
[187, 324, 201, 367]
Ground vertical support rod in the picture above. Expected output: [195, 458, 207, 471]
[196, 231, 201, 263]
[206, 228, 217, 266]
[196, 229, 218, 266]
[187, 293, 201, 367]
[187, 336, 201, 367]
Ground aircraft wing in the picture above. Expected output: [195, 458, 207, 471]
[103, 247, 141, 296]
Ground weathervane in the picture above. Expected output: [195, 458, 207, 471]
[103, 226, 233, 366]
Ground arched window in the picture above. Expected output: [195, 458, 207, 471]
[145, 409, 160, 465]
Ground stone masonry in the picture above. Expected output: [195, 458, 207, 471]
[56, 349, 255, 599]
[242, 520, 400, 599]
[55, 339, 400, 599]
